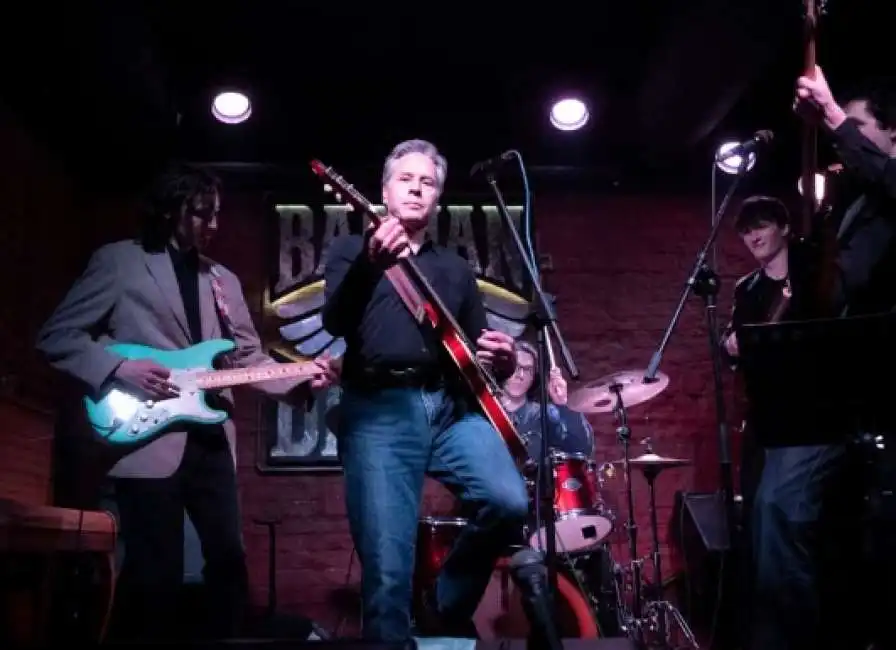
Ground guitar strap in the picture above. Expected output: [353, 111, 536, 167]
[208, 265, 235, 338]
[206, 262, 238, 368]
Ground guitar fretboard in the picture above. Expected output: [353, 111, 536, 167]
[196, 363, 315, 389]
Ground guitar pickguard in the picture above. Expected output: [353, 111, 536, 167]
[89, 368, 227, 444]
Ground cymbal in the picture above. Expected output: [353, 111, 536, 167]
[567, 369, 670, 414]
[612, 452, 691, 469]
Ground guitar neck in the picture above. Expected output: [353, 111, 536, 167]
[195, 362, 316, 390]
[800, 3, 820, 238]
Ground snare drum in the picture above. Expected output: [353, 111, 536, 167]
[412, 516, 599, 640]
[526, 451, 614, 553]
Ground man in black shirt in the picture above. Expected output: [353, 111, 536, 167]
[795, 68, 896, 316]
[322, 139, 529, 643]
[794, 69, 896, 650]
[36, 165, 336, 640]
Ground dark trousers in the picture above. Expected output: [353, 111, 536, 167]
[750, 444, 862, 650]
[728, 427, 765, 647]
[110, 429, 248, 641]
[861, 435, 896, 650]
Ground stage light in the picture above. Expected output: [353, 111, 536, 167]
[549, 98, 589, 131]
[714, 141, 756, 175]
[797, 172, 827, 203]
[211, 91, 252, 124]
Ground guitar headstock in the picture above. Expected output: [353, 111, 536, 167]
[309, 159, 384, 226]
[803, 0, 830, 19]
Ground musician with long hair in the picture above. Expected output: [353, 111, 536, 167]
[35, 164, 336, 641]
[719, 195, 840, 650]
[321, 139, 529, 643]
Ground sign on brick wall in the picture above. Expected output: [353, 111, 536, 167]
[258, 201, 539, 473]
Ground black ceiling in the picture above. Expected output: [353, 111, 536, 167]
[1, 1, 890, 193]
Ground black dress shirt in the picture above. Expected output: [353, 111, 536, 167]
[168, 244, 203, 343]
[826, 119, 896, 316]
[322, 234, 489, 379]
[721, 239, 818, 369]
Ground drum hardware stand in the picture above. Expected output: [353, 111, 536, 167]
[638, 440, 699, 650]
[643, 151, 754, 559]
[636, 152, 756, 649]
[612, 382, 644, 628]
[610, 380, 699, 649]
[482, 156, 579, 606]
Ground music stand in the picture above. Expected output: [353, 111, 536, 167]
[736, 312, 896, 447]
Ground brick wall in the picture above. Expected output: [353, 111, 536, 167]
[0, 105, 757, 634]
[215, 192, 757, 633]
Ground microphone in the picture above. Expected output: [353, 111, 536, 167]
[716, 129, 774, 162]
[470, 150, 514, 177]
[508, 549, 564, 650]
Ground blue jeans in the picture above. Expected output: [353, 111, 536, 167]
[750, 444, 859, 650]
[337, 386, 530, 642]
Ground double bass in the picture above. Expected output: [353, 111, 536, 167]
[799, 0, 838, 315]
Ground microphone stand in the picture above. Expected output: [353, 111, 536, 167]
[644, 155, 753, 577]
[483, 166, 578, 606]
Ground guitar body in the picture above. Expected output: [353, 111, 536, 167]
[439, 314, 527, 460]
[84, 338, 237, 445]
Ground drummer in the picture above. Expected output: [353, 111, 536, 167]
[499, 340, 595, 461]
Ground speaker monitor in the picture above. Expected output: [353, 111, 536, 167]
[670, 491, 743, 640]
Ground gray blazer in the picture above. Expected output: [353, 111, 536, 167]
[36, 239, 307, 479]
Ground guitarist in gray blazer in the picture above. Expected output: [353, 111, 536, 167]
[35, 164, 336, 641]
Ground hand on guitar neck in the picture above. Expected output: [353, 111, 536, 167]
[794, 65, 847, 132]
[367, 217, 415, 267]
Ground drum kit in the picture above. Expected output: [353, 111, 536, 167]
[413, 368, 700, 649]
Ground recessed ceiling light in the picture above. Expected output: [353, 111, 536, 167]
[212, 91, 252, 125]
[549, 98, 589, 131]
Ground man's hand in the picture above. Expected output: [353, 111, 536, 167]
[794, 65, 847, 131]
[476, 329, 515, 377]
[724, 332, 739, 358]
[310, 353, 341, 390]
[115, 359, 179, 399]
[367, 217, 411, 267]
[548, 367, 568, 405]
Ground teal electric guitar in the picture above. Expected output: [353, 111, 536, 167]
[85, 338, 319, 445]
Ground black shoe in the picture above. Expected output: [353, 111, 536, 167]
[414, 590, 478, 639]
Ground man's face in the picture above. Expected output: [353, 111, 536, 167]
[739, 220, 789, 264]
[845, 99, 896, 156]
[173, 190, 220, 252]
[381, 152, 439, 231]
[504, 350, 535, 399]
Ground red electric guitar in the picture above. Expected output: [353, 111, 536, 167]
[310, 160, 528, 464]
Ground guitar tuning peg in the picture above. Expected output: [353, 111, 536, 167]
[345, 204, 355, 212]
[334, 192, 342, 202]
[323, 183, 333, 193]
